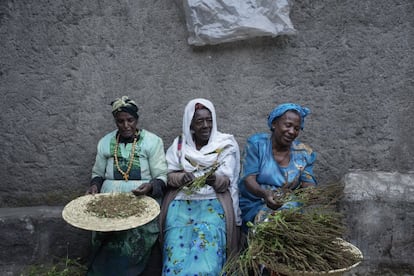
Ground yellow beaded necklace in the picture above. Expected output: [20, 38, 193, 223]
[113, 131, 139, 181]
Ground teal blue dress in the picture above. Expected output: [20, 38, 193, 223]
[163, 199, 226, 275]
[238, 133, 317, 232]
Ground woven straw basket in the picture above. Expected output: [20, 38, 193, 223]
[62, 193, 160, 232]
[271, 238, 363, 276]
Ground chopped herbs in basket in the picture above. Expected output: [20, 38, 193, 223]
[86, 193, 148, 218]
[222, 184, 363, 276]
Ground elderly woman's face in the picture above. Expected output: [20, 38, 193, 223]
[272, 110, 301, 146]
[191, 108, 212, 147]
[114, 112, 138, 138]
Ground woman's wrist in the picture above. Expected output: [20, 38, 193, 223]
[90, 176, 103, 191]
[149, 179, 164, 198]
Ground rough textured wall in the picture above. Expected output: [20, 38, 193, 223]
[340, 172, 414, 269]
[0, 0, 413, 207]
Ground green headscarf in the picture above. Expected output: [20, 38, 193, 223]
[111, 96, 139, 119]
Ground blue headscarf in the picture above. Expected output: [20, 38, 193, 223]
[267, 103, 310, 130]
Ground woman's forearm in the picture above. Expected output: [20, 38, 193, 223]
[244, 175, 270, 199]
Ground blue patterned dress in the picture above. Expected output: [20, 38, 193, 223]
[163, 199, 226, 275]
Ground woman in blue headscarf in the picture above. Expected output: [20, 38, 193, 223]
[238, 103, 317, 232]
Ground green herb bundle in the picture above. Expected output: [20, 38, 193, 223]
[272, 183, 343, 208]
[182, 162, 221, 195]
[222, 184, 362, 275]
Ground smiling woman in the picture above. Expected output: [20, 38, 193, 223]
[191, 107, 213, 148]
[238, 103, 317, 233]
[159, 98, 241, 275]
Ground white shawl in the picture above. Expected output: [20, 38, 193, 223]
[166, 98, 241, 225]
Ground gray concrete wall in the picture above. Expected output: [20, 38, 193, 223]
[340, 171, 414, 274]
[0, 206, 91, 274]
[1, 0, 412, 207]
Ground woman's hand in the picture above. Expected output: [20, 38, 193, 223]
[181, 172, 195, 185]
[301, 182, 315, 188]
[206, 174, 230, 193]
[86, 184, 99, 195]
[205, 174, 216, 186]
[244, 175, 283, 210]
[132, 183, 152, 196]
[167, 171, 195, 188]
[263, 190, 283, 210]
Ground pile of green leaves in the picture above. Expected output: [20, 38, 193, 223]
[222, 184, 362, 275]
[85, 193, 147, 218]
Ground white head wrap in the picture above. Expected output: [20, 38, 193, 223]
[166, 98, 241, 224]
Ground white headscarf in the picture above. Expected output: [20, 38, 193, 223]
[166, 98, 241, 224]
[168, 98, 237, 172]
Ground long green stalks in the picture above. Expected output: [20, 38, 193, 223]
[222, 184, 362, 276]
[181, 162, 221, 195]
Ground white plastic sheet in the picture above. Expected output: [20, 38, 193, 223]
[182, 0, 297, 46]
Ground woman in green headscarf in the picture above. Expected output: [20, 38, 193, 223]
[86, 96, 168, 276]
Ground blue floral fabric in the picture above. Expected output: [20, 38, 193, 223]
[162, 199, 226, 276]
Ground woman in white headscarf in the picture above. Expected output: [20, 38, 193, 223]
[160, 98, 241, 275]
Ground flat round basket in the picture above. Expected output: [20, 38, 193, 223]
[272, 239, 363, 276]
[62, 193, 160, 232]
